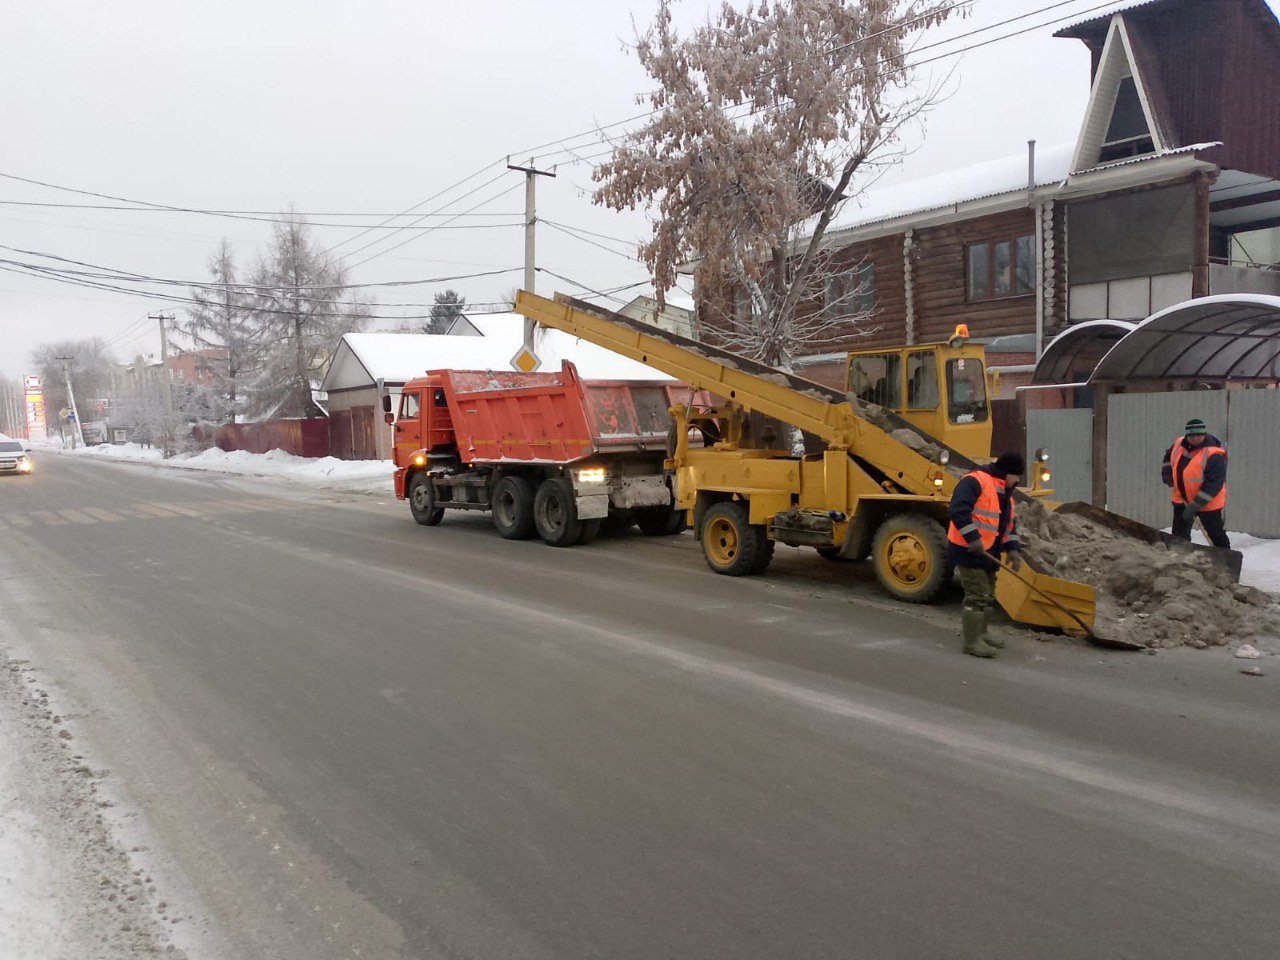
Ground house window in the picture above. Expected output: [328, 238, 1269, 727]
[967, 235, 1035, 301]
[824, 263, 875, 318]
[1099, 77, 1155, 163]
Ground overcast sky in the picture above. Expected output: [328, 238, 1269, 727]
[3, 0, 1270, 380]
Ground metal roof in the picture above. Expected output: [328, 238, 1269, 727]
[1033, 320, 1137, 384]
[1055, 1, 1166, 37]
[1089, 295, 1280, 382]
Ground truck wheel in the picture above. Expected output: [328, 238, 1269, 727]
[408, 474, 444, 526]
[701, 501, 768, 576]
[871, 513, 948, 603]
[492, 476, 536, 540]
[636, 504, 686, 537]
[534, 477, 584, 547]
[576, 518, 603, 546]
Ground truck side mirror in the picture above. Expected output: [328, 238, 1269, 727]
[381, 395, 392, 413]
[384, 412, 394, 425]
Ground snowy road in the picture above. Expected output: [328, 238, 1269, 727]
[1, 455, 1278, 959]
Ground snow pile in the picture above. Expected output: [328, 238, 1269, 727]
[1179, 530, 1280, 596]
[0, 658, 175, 958]
[1019, 501, 1280, 650]
[64, 443, 393, 491]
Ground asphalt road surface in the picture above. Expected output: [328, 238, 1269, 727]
[1, 455, 1277, 959]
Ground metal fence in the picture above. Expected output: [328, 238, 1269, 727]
[1025, 408, 1093, 504]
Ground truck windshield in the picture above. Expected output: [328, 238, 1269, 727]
[399, 392, 420, 419]
[945, 359, 988, 423]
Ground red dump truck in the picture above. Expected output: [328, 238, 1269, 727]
[388, 362, 691, 546]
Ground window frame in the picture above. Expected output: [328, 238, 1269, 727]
[965, 234, 1036, 302]
[399, 391, 421, 420]
[824, 263, 875, 319]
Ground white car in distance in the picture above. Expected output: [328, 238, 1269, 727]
[0, 439, 33, 475]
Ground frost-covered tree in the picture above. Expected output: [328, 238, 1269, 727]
[594, 0, 958, 367]
[244, 213, 371, 419]
[424, 289, 467, 334]
[177, 239, 260, 424]
[29, 337, 116, 418]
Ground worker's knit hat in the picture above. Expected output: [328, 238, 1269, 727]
[993, 452, 1025, 475]
[1184, 418, 1209, 436]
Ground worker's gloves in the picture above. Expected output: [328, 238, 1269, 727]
[1180, 502, 1201, 523]
[1005, 549, 1023, 572]
[966, 539, 988, 559]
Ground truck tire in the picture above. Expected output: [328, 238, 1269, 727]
[534, 477, 584, 547]
[492, 475, 536, 540]
[576, 518, 603, 545]
[636, 504, 686, 537]
[871, 513, 948, 603]
[700, 501, 769, 576]
[408, 474, 445, 526]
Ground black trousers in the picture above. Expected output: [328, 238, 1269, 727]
[1171, 506, 1232, 549]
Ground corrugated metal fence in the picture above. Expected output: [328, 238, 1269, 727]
[1028, 390, 1279, 536]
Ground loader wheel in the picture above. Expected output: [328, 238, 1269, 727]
[492, 476, 536, 540]
[636, 503, 687, 537]
[534, 477, 584, 547]
[408, 474, 444, 526]
[816, 546, 846, 562]
[871, 513, 948, 603]
[701, 501, 769, 576]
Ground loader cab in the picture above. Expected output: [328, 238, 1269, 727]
[846, 327, 992, 461]
[390, 374, 456, 468]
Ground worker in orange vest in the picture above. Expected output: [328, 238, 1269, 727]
[946, 452, 1024, 658]
[1161, 418, 1230, 549]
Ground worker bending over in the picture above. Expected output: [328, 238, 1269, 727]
[947, 452, 1024, 658]
[1162, 417, 1230, 549]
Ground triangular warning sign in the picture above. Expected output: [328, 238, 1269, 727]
[510, 346, 542, 373]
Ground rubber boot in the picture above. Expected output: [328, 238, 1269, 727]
[962, 609, 998, 658]
[980, 606, 1004, 648]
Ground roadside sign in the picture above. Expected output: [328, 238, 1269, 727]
[24, 375, 41, 391]
[23, 372, 46, 442]
[510, 345, 542, 373]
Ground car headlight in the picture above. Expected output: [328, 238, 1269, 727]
[577, 467, 606, 484]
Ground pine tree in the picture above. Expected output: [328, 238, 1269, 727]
[423, 289, 467, 334]
[177, 239, 259, 423]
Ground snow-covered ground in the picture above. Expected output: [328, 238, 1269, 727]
[1184, 530, 1280, 595]
[53, 441, 393, 495]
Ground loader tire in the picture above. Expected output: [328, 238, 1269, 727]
[701, 501, 769, 577]
[408, 474, 444, 526]
[636, 503, 686, 537]
[871, 513, 948, 603]
[534, 477, 584, 547]
[492, 475, 536, 540]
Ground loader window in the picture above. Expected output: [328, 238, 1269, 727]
[848, 354, 900, 408]
[906, 351, 939, 410]
[945, 359, 988, 423]
[399, 392, 421, 420]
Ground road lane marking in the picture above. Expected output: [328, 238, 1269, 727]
[7, 515, 31, 527]
[133, 504, 183, 518]
[82, 508, 124, 522]
[31, 511, 68, 526]
[152, 502, 205, 517]
[57, 509, 98, 524]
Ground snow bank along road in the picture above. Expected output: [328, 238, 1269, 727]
[0, 455, 1277, 960]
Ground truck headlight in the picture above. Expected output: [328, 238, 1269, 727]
[577, 467, 606, 484]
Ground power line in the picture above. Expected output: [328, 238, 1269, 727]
[542, 220, 639, 262]
[0, 200, 523, 218]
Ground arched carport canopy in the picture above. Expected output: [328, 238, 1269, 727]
[1032, 320, 1136, 384]
[1090, 294, 1280, 383]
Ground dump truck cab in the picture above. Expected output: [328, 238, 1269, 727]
[389, 376, 457, 469]
[845, 327, 991, 462]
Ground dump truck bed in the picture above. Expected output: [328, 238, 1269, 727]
[438, 365, 685, 466]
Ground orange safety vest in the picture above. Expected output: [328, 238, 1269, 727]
[1169, 436, 1226, 510]
[947, 470, 1014, 550]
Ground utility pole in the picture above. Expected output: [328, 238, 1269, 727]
[150, 312, 176, 457]
[55, 356, 86, 448]
[507, 158, 556, 363]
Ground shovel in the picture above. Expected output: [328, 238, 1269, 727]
[985, 550, 1143, 651]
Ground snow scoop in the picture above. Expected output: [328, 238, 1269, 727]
[987, 550, 1142, 651]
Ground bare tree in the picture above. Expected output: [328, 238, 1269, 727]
[244, 213, 371, 419]
[593, 0, 957, 368]
[29, 337, 116, 418]
[424, 289, 467, 334]
[177, 239, 260, 424]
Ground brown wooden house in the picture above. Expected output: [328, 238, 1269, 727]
[697, 0, 1280, 398]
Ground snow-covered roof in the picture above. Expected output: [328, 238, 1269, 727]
[323, 319, 674, 392]
[1055, 1, 1162, 34]
[826, 143, 1076, 235]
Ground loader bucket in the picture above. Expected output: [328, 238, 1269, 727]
[995, 565, 1097, 634]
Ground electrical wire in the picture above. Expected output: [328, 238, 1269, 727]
[542, 221, 639, 262]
